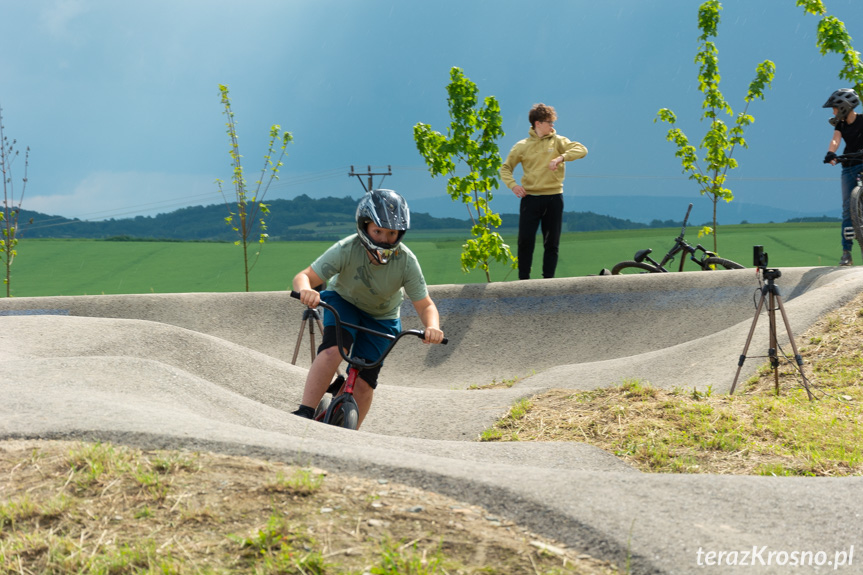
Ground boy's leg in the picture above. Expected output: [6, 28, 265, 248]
[540, 194, 564, 279]
[352, 362, 383, 429]
[294, 290, 357, 419]
[518, 196, 542, 280]
[840, 167, 862, 247]
[352, 378, 374, 428]
[839, 166, 861, 265]
[349, 313, 399, 427]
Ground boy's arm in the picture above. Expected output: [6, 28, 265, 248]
[825, 129, 843, 165]
[412, 295, 444, 344]
[561, 138, 588, 161]
[293, 266, 324, 308]
[551, 137, 588, 171]
[499, 145, 522, 192]
[828, 129, 842, 153]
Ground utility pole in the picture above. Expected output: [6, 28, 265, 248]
[349, 165, 392, 193]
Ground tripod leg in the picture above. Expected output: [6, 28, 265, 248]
[308, 319, 317, 363]
[730, 290, 767, 394]
[768, 292, 780, 396]
[292, 318, 309, 365]
[774, 295, 815, 401]
[312, 318, 327, 362]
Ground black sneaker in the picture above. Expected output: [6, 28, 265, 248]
[840, 251, 853, 266]
[292, 405, 315, 419]
[327, 375, 345, 396]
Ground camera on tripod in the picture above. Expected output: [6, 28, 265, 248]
[731, 244, 812, 399]
[753, 245, 780, 279]
[753, 245, 768, 268]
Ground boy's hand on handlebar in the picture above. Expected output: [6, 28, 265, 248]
[297, 288, 321, 308]
[422, 327, 445, 344]
[824, 151, 838, 165]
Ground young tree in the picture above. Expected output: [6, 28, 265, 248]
[656, 0, 775, 253]
[0, 104, 30, 297]
[216, 85, 293, 292]
[414, 67, 517, 282]
[797, 0, 863, 92]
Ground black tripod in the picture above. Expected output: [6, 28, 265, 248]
[291, 306, 325, 365]
[730, 268, 814, 400]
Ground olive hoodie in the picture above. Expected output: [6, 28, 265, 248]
[499, 127, 587, 195]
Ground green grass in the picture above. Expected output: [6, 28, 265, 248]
[5, 222, 844, 297]
[2, 441, 617, 574]
[481, 380, 863, 476]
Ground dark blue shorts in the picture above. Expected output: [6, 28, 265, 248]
[317, 290, 401, 388]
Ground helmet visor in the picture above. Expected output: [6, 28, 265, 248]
[373, 245, 397, 264]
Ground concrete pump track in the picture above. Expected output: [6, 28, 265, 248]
[3, 267, 863, 574]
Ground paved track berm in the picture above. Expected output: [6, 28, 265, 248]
[3, 266, 863, 574]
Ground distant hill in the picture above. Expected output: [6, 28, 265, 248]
[16, 195, 656, 241]
[410, 194, 843, 225]
[16, 194, 836, 241]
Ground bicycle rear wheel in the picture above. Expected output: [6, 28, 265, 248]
[611, 261, 661, 275]
[702, 257, 745, 270]
[850, 184, 863, 260]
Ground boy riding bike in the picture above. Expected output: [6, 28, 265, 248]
[291, 189, 445, 429]
[823, 88, 863, 266]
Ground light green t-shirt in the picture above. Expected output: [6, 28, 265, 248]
[310, 234, 429, 319]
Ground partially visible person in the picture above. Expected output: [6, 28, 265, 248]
[500, 103, 588, 280]
[291, 189, 444, 428]
[823, 88, 863, 266]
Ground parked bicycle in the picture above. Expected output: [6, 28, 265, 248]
[611, 203, 745, 274]
[833, 151, 863, 263]
[289, 291, 447, 430]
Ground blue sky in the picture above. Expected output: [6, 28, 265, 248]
[1, 0, 861, 225]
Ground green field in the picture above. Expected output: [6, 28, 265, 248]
[4, 222, 848, 297]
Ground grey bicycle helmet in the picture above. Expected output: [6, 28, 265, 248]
[356, 189, 410, 265]
[823, 88, 860, 126]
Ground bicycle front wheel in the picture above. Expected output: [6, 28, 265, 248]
[850, 184, 863, 257]
[333, 399, 359, 430]
[611, 261, 661, 275]
[326, 395, 359, 430]
[702, 257, 745, 270]
[314, 395, 331, 421]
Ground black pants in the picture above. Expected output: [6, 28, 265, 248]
[518, 194, 563, 279]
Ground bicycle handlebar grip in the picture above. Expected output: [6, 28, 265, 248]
[410, 330, 448, 345]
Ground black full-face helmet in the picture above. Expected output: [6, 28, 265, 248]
[823, 89, 860, 126]
[356, 189, 410, 265]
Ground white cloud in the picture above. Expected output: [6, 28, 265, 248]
[39, 0, 90, 40]
[26, 171, 219, 220]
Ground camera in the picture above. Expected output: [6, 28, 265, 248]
[753, 245, 768, 268]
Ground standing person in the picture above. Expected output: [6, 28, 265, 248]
[291, 189, 445, 428]
[823, 88, 863, 266]
[500, 103, 588, 280]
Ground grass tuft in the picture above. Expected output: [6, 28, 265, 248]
[480, 293, 863, 477]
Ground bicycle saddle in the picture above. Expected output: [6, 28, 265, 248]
[634, 249, 653, 263]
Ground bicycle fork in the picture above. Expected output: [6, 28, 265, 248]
[316, 368, 360, 424]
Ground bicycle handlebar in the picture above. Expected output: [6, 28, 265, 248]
[682, 203, 693, 228]
[673, 202, 694, 241]
[290, 290, 447, 370]
[835, 151, 863, 162]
